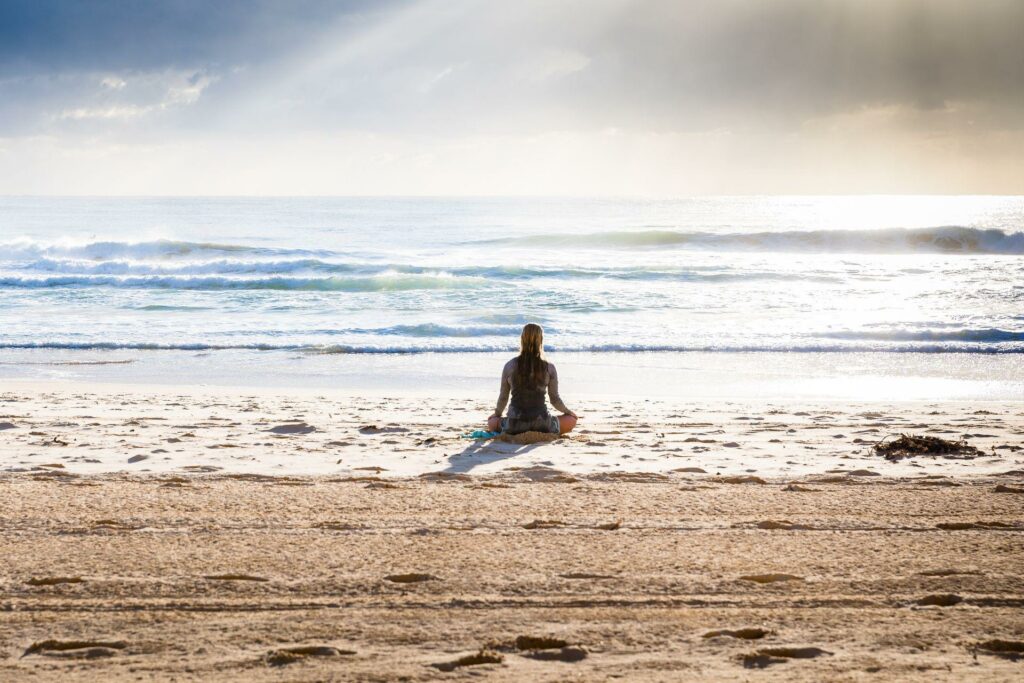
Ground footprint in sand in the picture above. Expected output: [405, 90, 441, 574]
[704, 628, 771, 640]
[266, 422, 317, 435]
[719, 475, 767, 484]
[22, 640, 127, 659]
[974, 640, 1024, 661]
[741, 647, 832, 668]
[916, 593, 963, 607]
[432, 650, 503, 671]
[783, 484, 819, 492]
[358, 425, 408, 434]
[523, 646, 588, 662]
[265, 645, 355, 666]
[384, 573, 437, 583]
[26, 577, 83, 586]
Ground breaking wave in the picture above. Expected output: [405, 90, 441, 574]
[481, 226, 1024, 254]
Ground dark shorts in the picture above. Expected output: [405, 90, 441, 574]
[501, 413, 560, 435]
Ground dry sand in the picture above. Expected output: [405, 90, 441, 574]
[1, 382, 1023, 680]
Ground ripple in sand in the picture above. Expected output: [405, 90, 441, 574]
[739, 573, 802, 584]
[204, 574, 269, 582]
[523, 519, 565, 529]
[560, 572, 616, 580]
[704, 628, 771, 640]
[936, 521, 1015, 530]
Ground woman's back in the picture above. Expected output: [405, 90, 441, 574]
[505, 357, 553, 419]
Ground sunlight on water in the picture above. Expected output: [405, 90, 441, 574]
[0, 196, 1022, 359]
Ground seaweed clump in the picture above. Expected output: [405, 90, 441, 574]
[874, 434, 979, 462]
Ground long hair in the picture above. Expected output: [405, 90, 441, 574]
[515, 323, 547, 387]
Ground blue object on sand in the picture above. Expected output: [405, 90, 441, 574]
[462, 430, 500, 439]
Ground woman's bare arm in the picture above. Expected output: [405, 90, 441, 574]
[547, 363, 573, 414]
[493, 360, 513, 416]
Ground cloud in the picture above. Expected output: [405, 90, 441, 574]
[0, 0, 1022, 194]
[52, 70, 215, 122]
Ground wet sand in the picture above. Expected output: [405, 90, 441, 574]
[1, 383, 1023, 680]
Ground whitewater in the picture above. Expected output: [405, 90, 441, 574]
[1, 195, 1023, 366]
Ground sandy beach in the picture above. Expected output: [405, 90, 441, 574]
[2, 382, 1022, 680]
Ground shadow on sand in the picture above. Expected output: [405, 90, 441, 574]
[440, 437, 549, 475]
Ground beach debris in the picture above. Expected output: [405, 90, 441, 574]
[432, 649, 504, 671]
[265, 645, 355, 666]
[974, 640, 1024, 661]
[916, 593, 963, 607]
[462, 430, 499, 439]
[26, 576, 83, 586]
[22, 640, 127, 659]
[384, 573, 437, 583]
[704, 628, 771, 640]
[266, 422, 316, 435]
[874, 434, 979, 461]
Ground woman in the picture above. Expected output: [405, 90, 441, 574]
[487, 323, 578, 435]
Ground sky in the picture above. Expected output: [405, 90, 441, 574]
[1, 0, 1022, 196]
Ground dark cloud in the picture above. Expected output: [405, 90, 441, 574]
[0, 0, 405, 72]
[0, 0, 1022, 138]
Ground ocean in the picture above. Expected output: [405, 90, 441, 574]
[1, 195, 1023, 399]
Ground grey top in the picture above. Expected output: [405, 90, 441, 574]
[494, 357, 570, 417]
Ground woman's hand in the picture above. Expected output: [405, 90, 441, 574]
[564, 410, 578, 419]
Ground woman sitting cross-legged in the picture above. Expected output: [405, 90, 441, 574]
[487, 323, 578, 435]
